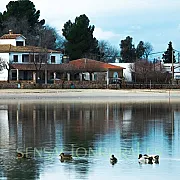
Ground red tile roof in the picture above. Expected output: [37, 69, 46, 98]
[69, 58, 125, 71]
[0, 44, 61, 53]
[10, 59, 125, 72]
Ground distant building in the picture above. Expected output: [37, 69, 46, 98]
[110, 63, 133, 82]
[163, 63, 180, 80]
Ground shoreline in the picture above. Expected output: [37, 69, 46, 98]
[0, 89, 180, 103]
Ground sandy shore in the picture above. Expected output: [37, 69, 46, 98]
[0, 89, 180, 103]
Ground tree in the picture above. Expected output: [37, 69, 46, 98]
[0, 57, 6, 71]
[162, 41, 176, 63]
[2, 0, 45, 30]
[136, 41, 145, 59]
[62, 14, 99, 60]
[29, 47, 49, 84]
[0, 0, 47, 47]
[98, 40, 119, 62]
[0, 57, 11, 82]
[144, 42, 153, 59]
[35, 25, 58, 49]
[120, 36, 136, 63]
[129, 59, 170, 83]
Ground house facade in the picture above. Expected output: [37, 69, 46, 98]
[0, 30, 63, 82]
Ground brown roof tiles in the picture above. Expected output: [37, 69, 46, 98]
[0, 33, 25, 39]
[0, 44, 61, 53]
[69, 58, 125, 71]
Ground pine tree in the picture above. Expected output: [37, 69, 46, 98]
[62, 14, 99, 60]
[136, 41, 145, 59]
[120, 36, 136, 63]
[162, 41, 176, 63]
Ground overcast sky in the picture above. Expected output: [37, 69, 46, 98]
[1, 0, 180, 57]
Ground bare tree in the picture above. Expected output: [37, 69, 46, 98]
[0, 57, 11, 82]
[98, 40, 119, 62]
[0, 57, 6, 71]
[144, 42, 153, 59]
[29, 47, 50, 84]
[129, 59, 170, 83]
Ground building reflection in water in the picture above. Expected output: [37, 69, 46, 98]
[0, 105, 9, 147]
[0, 102, 180, 179]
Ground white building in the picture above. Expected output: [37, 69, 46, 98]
[0, 30, 63, 82]
[110, 63, 133, 82]
[163, 63, 180, 80]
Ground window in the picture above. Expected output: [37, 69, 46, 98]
[13, 55, 18, 62]
[16, 41, 24, 46]
[22, 54, 29, 63]
[35, 55, 39, 62]
[51, 56, 55, 63]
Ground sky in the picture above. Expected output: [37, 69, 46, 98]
[1, 0, 180, 58]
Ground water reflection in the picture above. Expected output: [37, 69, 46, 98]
[0, 102, 180, 179]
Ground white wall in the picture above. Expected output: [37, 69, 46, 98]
[0, 36, 25, 46]
[0, 69, 8, 81]
[0, 53, 9, 81]
[16, 36, 26, 46]
[9, 52, 63, 64]
[110, 63, 133, 82]
[163, 63, 180, 79]
[0, 39, 16, 46]
[0, 53, 9, 63]
[50, 53, 63, 64]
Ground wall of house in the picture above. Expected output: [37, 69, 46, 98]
[110, 63, 133, 82]
[9, 53, 23, 63]
[0, 53, 9, 81]
[16, 37, 25, 46]
[0, 53, 9, 63]
[9, 52, 63, 64]
[163, 63, 180, 79]
[0, 36, 25, 46]
[0, 39, 16, 46]
[50, 53, 63, 64]
[0, 69, 8, 81]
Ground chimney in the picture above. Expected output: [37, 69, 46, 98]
[9, 30, 13, 35]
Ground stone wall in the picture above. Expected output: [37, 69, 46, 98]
[0, 81, 180, 89]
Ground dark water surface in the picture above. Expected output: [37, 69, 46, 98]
[0, 101, 180, 180]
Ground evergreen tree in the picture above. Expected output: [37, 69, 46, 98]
[2, 0, 45, 30]
[162, 41, 176, 63]
[136, 41, 145, 59]
[120, 36, 136, 62]
[0, 0, 63, 49]
[62, 14, 99, 60]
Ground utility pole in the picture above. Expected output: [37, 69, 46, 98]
[172, 48, 174, 83]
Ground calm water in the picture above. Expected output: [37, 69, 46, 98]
[0, 101, 180, 180]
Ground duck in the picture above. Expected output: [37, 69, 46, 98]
[17, 152, 27, 158]
[153, 155, 159, 164]
[138, 154, 153, 164]
[110, 154, 117, 165]
[59, 153, 73, 161]
[145, 154, 159, 164]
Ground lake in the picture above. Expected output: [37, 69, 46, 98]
[0, 101, 180, 180]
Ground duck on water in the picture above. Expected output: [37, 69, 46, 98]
[138, 154, 159, 164]
[110, 155, 118, 165]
